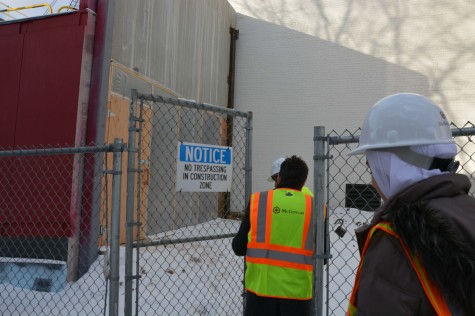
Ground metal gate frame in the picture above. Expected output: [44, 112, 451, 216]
[123, 90, 253, 316]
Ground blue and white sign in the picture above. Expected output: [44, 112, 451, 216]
[176, 142, 233, 192]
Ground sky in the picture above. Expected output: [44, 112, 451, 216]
[0, 208, 368, 315]
[0, 0, 73, 21]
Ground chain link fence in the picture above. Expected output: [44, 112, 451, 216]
[0, 142, 124, 315]
[0, 91, 252, 316]
[123, 91, 252, 315]
[318, 122, 475, 316]
[2, 95, 471, 316]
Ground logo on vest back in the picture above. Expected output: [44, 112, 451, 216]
[272, 206, 304, 215]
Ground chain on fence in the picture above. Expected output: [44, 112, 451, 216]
[321, 122, 475, 316]
[123, 92, 252, 316]
[0, 143, 124, 316]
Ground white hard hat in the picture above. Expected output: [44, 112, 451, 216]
[268, 157, 285, 182]
[349, 93, 454, 155]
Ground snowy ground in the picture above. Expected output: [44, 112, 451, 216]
[0, 207, 372, 316]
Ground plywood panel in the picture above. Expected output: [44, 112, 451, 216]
[99, 93, 150, 245]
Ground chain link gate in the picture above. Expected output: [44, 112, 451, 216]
[313, 122, 475, 316]
[124, 90, 252, 316]
[0, 141, 125, 316]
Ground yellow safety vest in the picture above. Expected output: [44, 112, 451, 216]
[302, 186, 314, 198]
[301, 186, 327, 219]
[348, 221, 451, 316]
[245, 189, 314, 299]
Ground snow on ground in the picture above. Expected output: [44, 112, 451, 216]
[0, 208, 373, 316]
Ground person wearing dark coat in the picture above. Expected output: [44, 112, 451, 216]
[347, 93, 475, 315]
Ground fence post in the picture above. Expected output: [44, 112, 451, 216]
[125, 89, 138, 316]
[244, 111, 253, 203]
[241, 111, 253, 315]
[313, 126, 326, 316]
[109, 138, 123, 316]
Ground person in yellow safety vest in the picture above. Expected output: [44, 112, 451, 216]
[269, 157, 328, 265]
[268, 157, 314, 197]
[232, 155, 314, 316]
[347, 93, 475, 315]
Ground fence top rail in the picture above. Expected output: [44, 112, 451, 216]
[452, 126, 475, 137]
[136, 92, 250, 118]
[328, 135, 358, 145]
[326, 126, 475, 146]
[0, 144, 118, 157]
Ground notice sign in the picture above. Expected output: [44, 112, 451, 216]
[176, 142, 233, 192]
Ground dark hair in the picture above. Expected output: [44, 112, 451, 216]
[278, 155, 308, 190]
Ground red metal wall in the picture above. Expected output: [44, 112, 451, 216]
[0, 11, 94, 238]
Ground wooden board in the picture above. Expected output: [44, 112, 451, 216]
[99, 93, 151, 245]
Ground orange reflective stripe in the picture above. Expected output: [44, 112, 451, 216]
[250, 192, 260, 243]
[348, 222, 379, 307]
[377, 223, 451, 316]
[246, 288, 311, 301]
[246, 248, 313, 266]
[348, 221, 451, 316]
[347, 246, 366, 314]
[302, 194, 312, 249]
[248, 241, 313, 256]
[246, 256, 313, 271]
[411, 254, 451, 315]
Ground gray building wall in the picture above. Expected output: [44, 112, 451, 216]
[108, 1, 240, 234]
[111, 0, 236, 106]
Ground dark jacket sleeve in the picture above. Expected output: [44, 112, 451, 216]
[232, 201, 250, 256]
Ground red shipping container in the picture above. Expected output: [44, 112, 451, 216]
[0, 11, 95, 238]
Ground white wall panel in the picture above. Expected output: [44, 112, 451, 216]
[232, 15, 428, 192]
